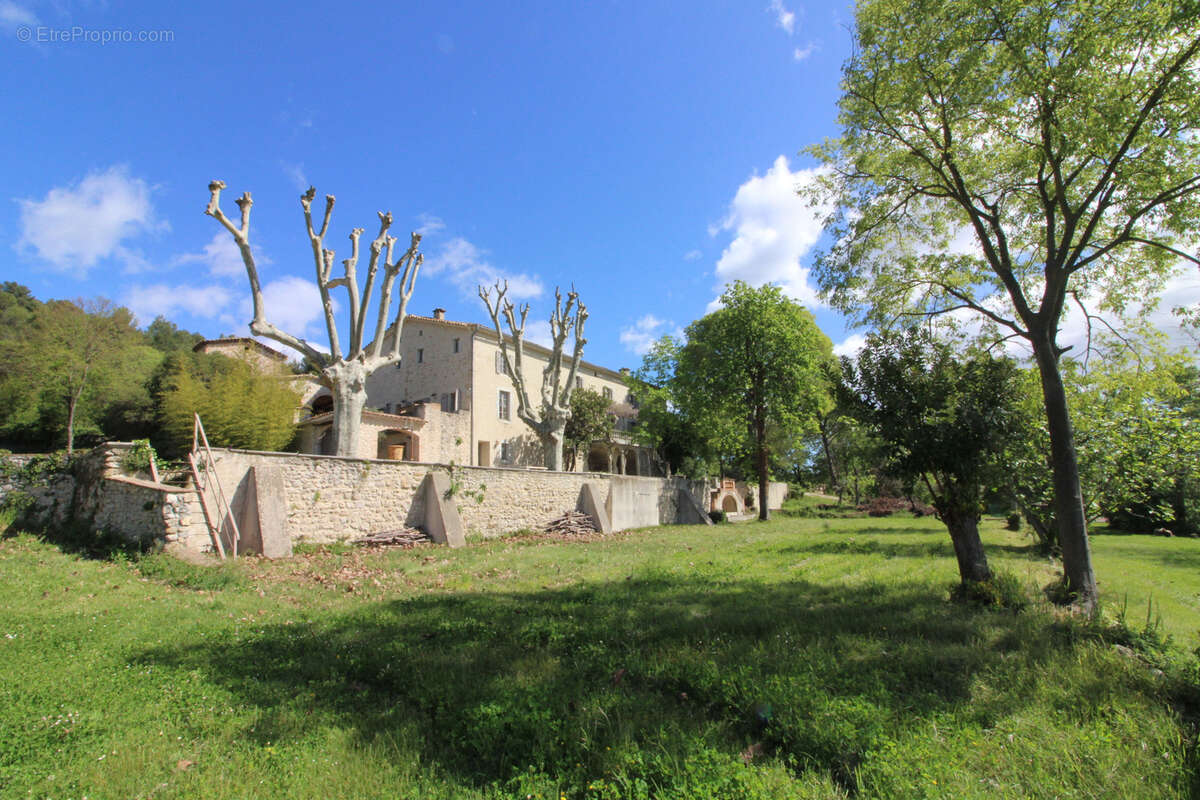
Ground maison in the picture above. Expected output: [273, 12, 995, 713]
[293, 309, 658, 475]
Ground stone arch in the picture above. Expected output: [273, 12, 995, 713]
[378, 429, 419, 461]
[712, 488, 744, 515]
[310, 391, 333, 416]
[586, 443, 611, 473]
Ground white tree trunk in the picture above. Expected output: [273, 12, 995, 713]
[542, 428, 565, 472]
[331, 380, 367, 458]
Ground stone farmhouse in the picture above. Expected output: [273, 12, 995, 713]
[278, 309, 657, 475]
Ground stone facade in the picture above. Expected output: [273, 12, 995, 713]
[296, 310, 658, 473]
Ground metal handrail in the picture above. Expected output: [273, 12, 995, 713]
[190, 413, 241, 558]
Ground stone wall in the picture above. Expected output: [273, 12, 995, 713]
[1, 447, 209, 553]
[2, 445, 715, 557]
[200, 448, 708, 546]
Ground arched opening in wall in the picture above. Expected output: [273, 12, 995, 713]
[622, 448, 640, 476]
[712, 488, 743, 514]
[378, 430, 418, 461]
[587, 443, 610, 473]
[310, 393, 333, 416]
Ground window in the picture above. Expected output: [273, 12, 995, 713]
[417, 348, 424, 363]
[500, 441, 512, 463]
[453, 337, 461, 354]
[498, 390, 511, 420]
[495, 351, 507, 374]
[440, 391, 458, 412]
[602, 386, 613, 401]
[575, 376, 583, 389]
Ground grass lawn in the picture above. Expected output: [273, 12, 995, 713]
[1, 512, 1197, 798]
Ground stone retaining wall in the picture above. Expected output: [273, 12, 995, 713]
[2, 445, 726, 557]
[202, 448, 710, 547]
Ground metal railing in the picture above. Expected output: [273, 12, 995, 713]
[187, 413, 241, 559]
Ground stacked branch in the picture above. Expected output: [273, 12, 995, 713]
[478, 282, 587, 471]
[352, 527, 430, 547]
[544, 510, 599, 536]
[205, 181, 423, 457]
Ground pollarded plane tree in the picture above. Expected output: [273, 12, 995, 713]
[478, 282, 587, 472]
[205, 181, 423, 457]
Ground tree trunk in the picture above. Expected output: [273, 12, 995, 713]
[943, 509, 992, 584]
[755, 412, 770, 521]
[65, 394, 77, 457]
[818, 415, 840, 499]
[1031, 337, 1098, 611]
[331, 379, 367, 459]
[542, 428, 565, 471]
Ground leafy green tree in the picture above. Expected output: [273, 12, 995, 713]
[564, 388, 614, 471]
[0, 299, 143, 454]
[811, 0, 1200, 609]
[144, 316, 204, 354]
[1006, 347, 1200, 546]
[842, 330, 1021, 585]
[158, 353, 300, 457]
[626, 335, 711, 477]
[675, 282, 831, 520]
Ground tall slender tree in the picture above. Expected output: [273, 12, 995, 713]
[811, 0, 1200, 609]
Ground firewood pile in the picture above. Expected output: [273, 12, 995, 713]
[352, 527, 430, 547]
[544, 511, 599, 536]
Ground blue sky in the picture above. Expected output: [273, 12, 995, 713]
[1, 0, 860, 370]
[4, 0, 1196, 370]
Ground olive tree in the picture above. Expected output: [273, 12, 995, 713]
[811, 0, 1200, 609]
[842, 330, 1020, 585]
[205, 182, 423, 457]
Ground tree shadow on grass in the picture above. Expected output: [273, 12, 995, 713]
[775, 538, 1039, 561]
[133, 574, 1095, 794]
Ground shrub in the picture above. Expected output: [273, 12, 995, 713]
[949, 571, 1029, 611]
[120, 439, 157, 475]
[1005, 511, 1022, 531]
[708, 510, 727, 524]
[858, 496, 935, 517]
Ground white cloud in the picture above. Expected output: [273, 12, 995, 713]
[125, 283, 235, 326]
[0, 1, 35, 28]
[833, 333, 867, 359]
[415, 213, 445, 236]
[768, 0, 795, 34]
[239, 276, 332, 343]
[281, 162, 308, 191]
[711, 155, 832, 309]
[422, 236, 543, 300]
[793, 43, 815, 61]
[524, 319, 553, 348]
[620, 313, 684, 356]
[17, 166, 163, 275]
[684, 249, 702, 262]
[172, 231, 270, 279]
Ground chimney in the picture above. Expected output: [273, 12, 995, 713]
[619, 367, 630, 376]
[433, 307, 446, 320]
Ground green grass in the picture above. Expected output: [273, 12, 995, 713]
[1, 515, 1197, 798]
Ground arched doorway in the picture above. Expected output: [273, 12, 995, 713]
[378, 429, 419, 461]
[310, 392, 333, 416]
